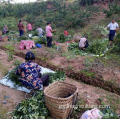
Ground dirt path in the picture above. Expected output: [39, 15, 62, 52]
[65, 78, 120, 115]
[0, 50, 25, 118]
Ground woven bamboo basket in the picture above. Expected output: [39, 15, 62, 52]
[44, 81, 78, 119]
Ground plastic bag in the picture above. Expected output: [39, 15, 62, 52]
[80, 108, 103, 119]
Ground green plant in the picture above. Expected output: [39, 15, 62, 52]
[104, 2, 120, 17]
[80, 69, 96, 78]
[86, 39, 108, 55]
[34, 36, 47, 45]
[13, 60, 22, 67]
[7, 51, 14, 62]
[4, 44, 14, 52]
[12, 91, 48, 119]
[68, 42, 88, 56]
[44, 71, 66, 83]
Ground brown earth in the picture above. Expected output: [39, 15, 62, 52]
[0, 47, 120, 118]
[0, 49, 25, 118]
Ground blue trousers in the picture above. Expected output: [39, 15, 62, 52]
[109, 30, 116, 41]
[19, 30, 24, 36]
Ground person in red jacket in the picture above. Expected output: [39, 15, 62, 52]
[18, 20, 24, 36]
[64, 30, 69, 36]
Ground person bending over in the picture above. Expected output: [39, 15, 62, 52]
[16, 51, 49, 90]
[79, 37, 89, 50]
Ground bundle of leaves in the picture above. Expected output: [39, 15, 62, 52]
[12, 91, 48, 119]
[46, 71, 66, 83]
[7, 63, 22, 87]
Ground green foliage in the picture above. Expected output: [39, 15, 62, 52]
[47, 71, 66, 83]
[7, 51, 14, 62]
[68, 42, 88, 56]
[104, 2, 120, 17]
[0, 17, 17, 30]
[12, 91, 48, 119]
[0, 0, 99, 29]
[95, 25, 109, 37]
[13, 60, 22, 67]
[17, 35, 29, 41]
[34, 36, 47, 45]
[80, 0, 95, 6]
[7, 62, 22, 87]
[4, 44, 14, 52]
[87, 39, 108, 55]
[80, 69, 96, 78]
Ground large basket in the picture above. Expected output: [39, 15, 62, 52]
[44, 81, 78, 119]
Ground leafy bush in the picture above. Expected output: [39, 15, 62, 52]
[95, 25, 109, 37]
[87, 39, 108, 55]
[68, 39, 108, 56]
[104, 2, 120, 17]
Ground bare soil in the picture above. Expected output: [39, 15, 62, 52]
[0, 50, 25, 118]
[0, 47, 120, 118]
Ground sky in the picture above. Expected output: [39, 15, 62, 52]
[11, 0, 37, 3]
[10, 0, 47, 4]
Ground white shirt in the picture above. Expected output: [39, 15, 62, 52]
[79, 37, 87, 48]
[36, 28, 43, 34]
[107, 22, 119, 30]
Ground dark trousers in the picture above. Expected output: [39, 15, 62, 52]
[85, 40, 89, 48]
[19, 30, 24, 36]
[109, 30, 116, 41]
[47, 37, 52, 47]
[41, 74, 49, 86]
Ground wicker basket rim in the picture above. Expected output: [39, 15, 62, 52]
[44, 81, 78, 100]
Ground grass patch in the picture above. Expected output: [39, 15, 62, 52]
[80, 69, 96, 78]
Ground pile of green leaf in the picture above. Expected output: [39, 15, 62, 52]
[12, 91, 48, 119]
[7, 60, 22, 87]
[47, 71, 66, 83]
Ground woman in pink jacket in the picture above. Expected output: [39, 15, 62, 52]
[27, 23, 32, 31]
